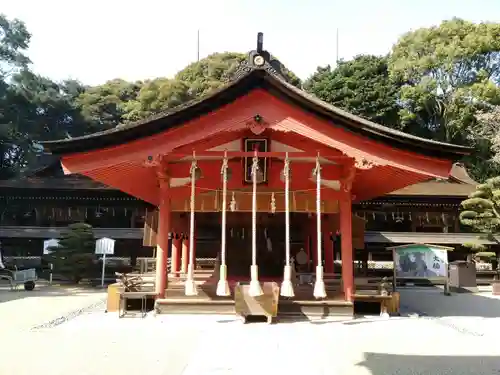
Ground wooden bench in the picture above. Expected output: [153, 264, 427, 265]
[119, 290, 157, 318]
[115, 272, 156, 318]
[353, 290, 400, 315]
[352, 277, 398, 316]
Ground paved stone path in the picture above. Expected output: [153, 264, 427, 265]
[1, 286, 500, 375]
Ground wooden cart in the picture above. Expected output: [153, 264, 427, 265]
[0, 268, 37, 291]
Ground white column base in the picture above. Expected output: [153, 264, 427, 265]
[216, 264, 230, 296]
[248, 265, 263, 297]
[184, 264, 198, 296]
[280, 265, 295, 297]
[313, 265, 327, 299]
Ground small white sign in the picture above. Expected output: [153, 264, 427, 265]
[43, 239, 60, 255]
[95, 237, 115, 255]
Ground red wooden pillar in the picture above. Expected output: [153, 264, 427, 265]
[340, 196, 354, 302]
[171, 233, 182, 276]
[155, 178, 171, 298]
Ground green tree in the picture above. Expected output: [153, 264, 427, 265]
[461, 178, 500, 235]
[0, 14, 31, 79]
[389, 18, 500, 180]
[46, 223, 96, 283]
[304, 55, 403, 128]
[0, 14, 32, 178]
[176, 52, 301, 97]
[124, 78, 192, 121]
[460, 177, 500, 270]
[175, 52, 247, 97]
[76, 79, 142, 131]
[9, 71, 87, 140]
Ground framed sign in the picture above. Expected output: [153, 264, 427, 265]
[43, 238, 60, 255]
[389, 243, 452, 280]
[244, 138, 268, 184]
[95, 237, 116, 255]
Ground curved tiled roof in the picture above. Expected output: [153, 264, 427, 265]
[41, 48, 471, 160]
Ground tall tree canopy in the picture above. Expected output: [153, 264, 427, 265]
[2, 14, 500, 184]
[0, 14, 32, 178]
[76, 78, 141, 131]
[389, 18, 500, 179]
[304, 55, 403, 128]
[175, 52, 247, 97]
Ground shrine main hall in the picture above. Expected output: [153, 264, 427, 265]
[42, 35, 469, 316]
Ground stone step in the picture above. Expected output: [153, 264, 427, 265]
[154, 295, 354, 317]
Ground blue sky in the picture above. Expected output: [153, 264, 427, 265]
[3, 0, 500, 85]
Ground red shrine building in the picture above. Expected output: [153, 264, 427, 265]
[42, 35, 469, 311]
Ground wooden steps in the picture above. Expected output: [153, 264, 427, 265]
[154, 283, 354, 318]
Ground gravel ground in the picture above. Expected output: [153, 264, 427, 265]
[1, 286, 500, 375]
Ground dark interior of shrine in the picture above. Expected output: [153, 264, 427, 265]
[196, 212, 306, 279]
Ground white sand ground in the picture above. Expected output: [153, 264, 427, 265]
[1, 284, 499, 375]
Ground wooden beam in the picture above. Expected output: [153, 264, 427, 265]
[166, 151, 353, 160]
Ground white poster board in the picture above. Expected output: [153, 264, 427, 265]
[95, 237, 115, 255]
[392, 244, 450, 279]
[43, 239, 60, 255]
[95, 237, 115, 287]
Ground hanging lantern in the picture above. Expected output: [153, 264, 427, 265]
[279, 166, 292, 182]
[230, 192, 237, 212]
[270, 192, 276, 214]
[192, 166, 203, 181]
[221, 164, 233, 182]
[254, 168, 265, 184]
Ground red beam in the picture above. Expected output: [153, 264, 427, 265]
[168, 159, 343, 182]
[169, 184, 343, 201]
[167, 151, 353, 160]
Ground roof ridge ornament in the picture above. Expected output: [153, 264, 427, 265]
[257, 32, 264, 53]
[232, 32, 287, 80]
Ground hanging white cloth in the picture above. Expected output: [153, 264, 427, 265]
[266, 237, 273, 253]
[264, 228, 272, 252]
[0, 247, 5, 269]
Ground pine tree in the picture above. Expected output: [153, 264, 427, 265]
[47, 222, 96, 283]
[460, 177, 500, 269]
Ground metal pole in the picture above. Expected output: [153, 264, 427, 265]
[336, 28, 339, 66]
[197, 29, 200, 62]
[101, 253, 106, 288]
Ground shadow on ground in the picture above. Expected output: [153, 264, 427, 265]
[399, 287, 500, 318]
[359, 352, 500, 375]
